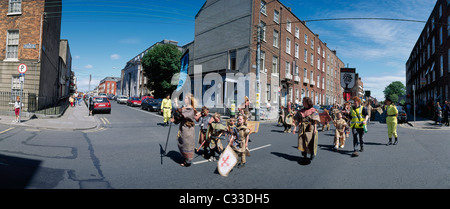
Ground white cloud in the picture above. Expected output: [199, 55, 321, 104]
[74, 55, 81, 60]
[84, 64, 93, 69]
[110, 54, 121, 60]
[76, 76, 101, 92]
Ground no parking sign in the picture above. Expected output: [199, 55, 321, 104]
[18, 63, 27, 74]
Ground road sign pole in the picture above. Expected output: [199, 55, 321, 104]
[19, 74, 24, 123]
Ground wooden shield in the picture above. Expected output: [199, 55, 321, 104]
[319, 112, 332, 125]
[247, 121, 260, 135]
[217, 145, 239, 177]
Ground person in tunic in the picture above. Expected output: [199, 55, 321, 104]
[293, 97, 320, 160]
[229, 115, 250, 168]
[197, 106, 212, 159]
[208, 112, 226, 161]
[171, 94, 201, 167]
[384, 98, 399, 145]
[333, 112, 349, 150]
[284, 107, 294, 133]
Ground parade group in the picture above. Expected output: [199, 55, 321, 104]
[160, 93, 401, 171]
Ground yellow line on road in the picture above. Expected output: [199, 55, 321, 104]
[103, 118, 110, 124]
[0, 127, 15, 134]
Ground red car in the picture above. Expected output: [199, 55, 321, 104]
[127, 97, 141, 107]
[93, 97, 111, 114]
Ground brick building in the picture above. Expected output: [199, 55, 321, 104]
[192, 0, 344, 114]
[98, 77, 120, 96]
[406, 0, 450, 109]
[0, 0, 64, 112]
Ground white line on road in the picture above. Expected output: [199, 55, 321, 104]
[126, 106, 164, 119]
[192, 144, 272, 165]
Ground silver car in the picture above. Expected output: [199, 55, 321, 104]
[116, 95, 128, 104]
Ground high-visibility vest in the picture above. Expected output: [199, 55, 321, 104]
[350, 106, 365, 129]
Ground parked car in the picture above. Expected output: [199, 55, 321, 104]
[93, 97, 111, 114]
[141, 98, 161, 112]
[98, 93, 107, 97]
[141, 96, 154, 102]
[127, 97, 141, 107]
[397, 106, 408, 123]
[116, 95, 128, 104]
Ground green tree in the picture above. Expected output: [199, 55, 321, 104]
[141, 44, 182, 99]
[383, 81, 405, 103]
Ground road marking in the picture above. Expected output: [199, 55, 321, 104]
[192, 144, 272, 165]
[126, 106, 164, 119]
[100, 118, 106, 124]
[100, 117, 110, 125]
[103, 118, 110, 124]
[0, 127, 15, 134]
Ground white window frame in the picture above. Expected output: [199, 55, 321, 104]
[286, 38, 291, 54]
[273, 30, 279, 48]
[5, 30, 19, 61]
[8, 0, 22, 15]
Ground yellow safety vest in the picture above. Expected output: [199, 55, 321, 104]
[350, 106, 365, 129]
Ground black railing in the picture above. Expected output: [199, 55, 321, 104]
[0, 91, 69, 116]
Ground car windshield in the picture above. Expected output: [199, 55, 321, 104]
[396, 106, 404, 111]
[131, 97, 140, 100]
[94, 97, 109, 103]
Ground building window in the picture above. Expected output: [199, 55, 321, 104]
[267, 84, 271, 102]
[260, 51, 266, 73]
[295, 43, 299, 58]
[304, 34, 308, 45]
[304, 49, 308, 63]
[229, 49, 237, 70]
[8, 0, 22, 15]
[286, 38, 291, 54]
[260, 0, 267, 15]
[286, 19, 291, 33]
[295, 27, 299, 39]
[274, 10, 279, 24]
[311, 39, 314, 50]
[285, 61, 291, 75]
[310, 53, 314, 66]
[272, 56, 278, 74]
[273, 30, 279, 48]
[6, 30, 19, 60]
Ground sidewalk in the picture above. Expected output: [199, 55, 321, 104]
[0, 104, 99, 131]
[399, 115, 450, 130]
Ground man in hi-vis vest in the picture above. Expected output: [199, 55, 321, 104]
[350, 96, 369, 157]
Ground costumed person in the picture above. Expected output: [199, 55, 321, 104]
[292, 97, 320, 161]
[341, 102, 351, 138]
[284, 105, 294, 133]
[208, 112, 226, 160]
[278, 105, 285, 126]
[384, 98, 399, 145]
[171, 93, 201, 167]
[321, 108, 331, 132]
[350, 97, 369, 157]
[161, 94, 172, 126]
[197, 106, 212, 159]
[333, 112, 349, 150]
[229, 115, 250, 168]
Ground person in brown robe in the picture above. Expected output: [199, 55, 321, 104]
[171, 94, 201, 167]
[293, 97, 320, 160]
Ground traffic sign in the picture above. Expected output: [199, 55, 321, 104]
[18, 63, 27, 74]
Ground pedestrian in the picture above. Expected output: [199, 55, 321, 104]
[229, 114, 250, 168]
[384, 98, 399, 146]
[283, 105, 294, 133]
[197, 106, 212, 159]
[14, 96, 24, 123]
[69, 95, 74, 107]
[208, 112, 226, 161]
[292, 97, 320, 161]
[443, 101, 449, 126]
[89, 96, 94, 116]
[161, 94, 172, 126]
[171, 93, 200, 167]
[349, 97, 369, 157]
[435, 102, 442, 125]
[333, 112, 349, 150]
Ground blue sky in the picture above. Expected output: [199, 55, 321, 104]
[61, 0, 437, 100]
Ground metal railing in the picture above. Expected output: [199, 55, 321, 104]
[0, 91, 69, 116]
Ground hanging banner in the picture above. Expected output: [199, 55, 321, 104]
[340, 68, 356, 90]
[176, 50, 189, 91]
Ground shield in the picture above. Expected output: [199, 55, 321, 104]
[217, 145, 239, 177]
[319, 112, 332, 125]
[246, 121, 260, 135]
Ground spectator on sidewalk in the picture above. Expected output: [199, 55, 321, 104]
[444, 101, 449, 126]
[69, 96, 74, 107]
[14, 96, 24, 123]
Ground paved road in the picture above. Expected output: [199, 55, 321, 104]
[1, 102, 450, 189]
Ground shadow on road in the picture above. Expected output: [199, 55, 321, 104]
[0, 154, 41, 189]
[271, 152, 311, 166]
